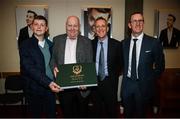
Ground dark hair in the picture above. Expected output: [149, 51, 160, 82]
[27, 10, 37, 17]
[129, 12, 144, 22]
[168, 14, 176, 22]
[33, 15, 48, 26]
[95, 17, 107, 24]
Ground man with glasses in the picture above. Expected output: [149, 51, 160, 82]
[121, 12, 165, 117]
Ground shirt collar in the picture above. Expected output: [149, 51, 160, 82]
[38, 39, 45, 48]
[67, 36, 77, 41]
[131, 32, 144, 41]
[98, 35, 108, 44]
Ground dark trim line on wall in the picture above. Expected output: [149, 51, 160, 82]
[124, 0, 143, 38]
[0, 72, 20, 79]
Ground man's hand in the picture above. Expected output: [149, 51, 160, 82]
[49, 81, 63, 93]
[78, 85, 87, 90]
[53, 67, 59, 78]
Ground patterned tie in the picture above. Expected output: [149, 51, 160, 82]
[131, 39, 138, 80]
[98, 42, 105, 81]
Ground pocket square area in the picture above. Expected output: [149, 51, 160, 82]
[145, 50, 151, 53]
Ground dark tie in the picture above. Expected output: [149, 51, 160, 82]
[131, 39, 138, 80]
[98, 42, 105, 81]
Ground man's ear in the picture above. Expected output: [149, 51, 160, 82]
[46, 27, 49, 32]
[107, 25, 109, 32]
[128, 23, 131, 29]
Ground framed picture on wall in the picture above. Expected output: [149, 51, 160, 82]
[15, 5, 48, 48]
[155, 9, 180, 49]
[81, 7, 112, 40]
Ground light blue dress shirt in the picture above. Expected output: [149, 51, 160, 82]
[96, 36, 109, 76]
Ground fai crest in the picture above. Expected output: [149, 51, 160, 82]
[72, 65, 82, 75]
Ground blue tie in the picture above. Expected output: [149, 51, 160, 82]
[131, 39, 138, 80]
[98, 42, 105, 81]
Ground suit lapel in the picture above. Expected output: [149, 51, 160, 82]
[25, 26, 30, 38]
[125, 38, 130, 64]
[165, 29, 169, 44]
[123, 38, 130, 75]
[107, 38, 111, 69]
[138, 34, 148, 67]
[76, 36, 81, 63]
[31, 38, 45, 66]
[31, 36, 41, 55]
[60, 35, 67, 64]
[92, 39, 98, 62]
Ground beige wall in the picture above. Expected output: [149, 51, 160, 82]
[0, 0, 179, 72]
[144, 0, 180, 68]
[0, 0, 125, 72]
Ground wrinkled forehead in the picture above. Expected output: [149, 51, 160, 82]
[95, 19, 107, 26]
[33, 19, 46, 25]
[66, 16, 79, 25]
[131, 13, 144, 20]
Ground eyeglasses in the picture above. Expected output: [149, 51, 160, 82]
[131, 20, 144, 24]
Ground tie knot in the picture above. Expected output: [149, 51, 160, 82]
[133, 39, 138, 42]
[100, 42, 103, 45]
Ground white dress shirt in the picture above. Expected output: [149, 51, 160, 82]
[28, 26, 33, 38]
[167, 28, 173, 44]
[64, 37, 77, 64]
[38, 39, 45, 48]
[127, 32, 144, 79]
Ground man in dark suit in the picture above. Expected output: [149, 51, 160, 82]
[121, 12, 165, 117]
[19, 15, 61, 117]
[50, 16, 93, 117]
[159, 14, 180, 48]
[91, 17, 123, 117]
[18, 10, 37, 48]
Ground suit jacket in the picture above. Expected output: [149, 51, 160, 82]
[19, 35, 53, 95]
[50, 34, 93, 97]
[92, 37, 123, 95]
[51, 33, 93, 66]
[18, 26, 30, 48]
[159, 27, 180, 48]
[121, 34, 165, 99]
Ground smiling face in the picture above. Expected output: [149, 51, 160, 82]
[66, 16, 80, 40]
[128, 13, 144, 37]
[167, 15, 174, 28]
[32, 19, 48, 39]
[26, 12, 36, 26]
[26, 10, 37, 26]
[94, 18, 109, 40]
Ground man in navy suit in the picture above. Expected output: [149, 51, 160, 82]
[121, 12, 165, 117]
[91, 17, 123, 117]
[159, 14, 180, 48]
[19, 15, 61, 117]
[18, 10, 37, 48]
